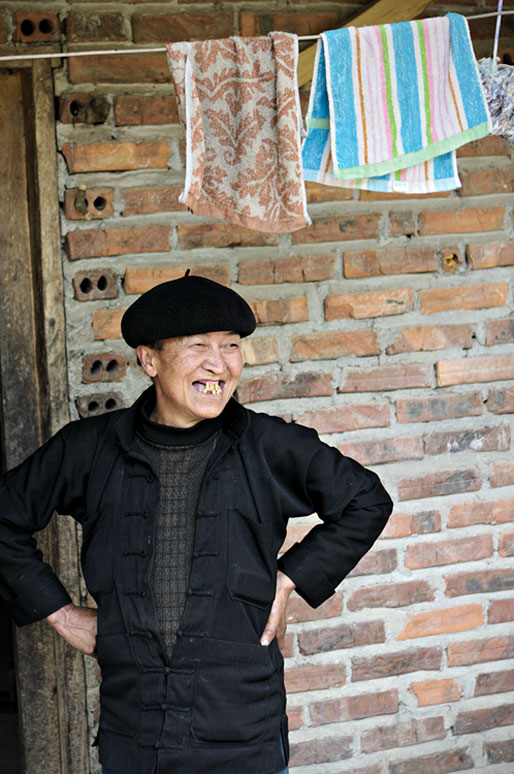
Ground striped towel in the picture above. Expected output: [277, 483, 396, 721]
[303, 13, 491, 194]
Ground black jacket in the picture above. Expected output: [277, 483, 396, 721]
[0, 388, 393, 774]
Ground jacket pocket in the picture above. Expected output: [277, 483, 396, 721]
[81, 513, 113, 596]
[191, 640, 273, 745]
[95, 633, 140, 736]
[227, 509, 276, 609]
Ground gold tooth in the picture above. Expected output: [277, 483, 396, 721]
[204, 381, 222, 394]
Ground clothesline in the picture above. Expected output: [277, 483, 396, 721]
[0, 9, 513, 62]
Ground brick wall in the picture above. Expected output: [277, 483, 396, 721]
[4, 0, 514, 771]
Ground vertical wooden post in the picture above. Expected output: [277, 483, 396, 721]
[0, 61, 90, 774]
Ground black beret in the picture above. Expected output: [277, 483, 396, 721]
[121, 272, 256, 347]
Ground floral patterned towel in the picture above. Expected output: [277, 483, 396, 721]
[166, 33, 311, 233]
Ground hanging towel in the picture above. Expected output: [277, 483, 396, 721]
[166, 34, 310, 233]
[303, 13, 491, 193]
[478, 58, 514, 147]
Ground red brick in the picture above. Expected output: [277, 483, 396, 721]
[390, 749, 473, 774]
[448, 500, 514, 528]
[67, 11, 127, 41]
[286, 706, 302, 731]
[411, 678, 462, 707]
[467, 241, 514, 269]
[347, 580, 435, 611]
[238, 371, 332, 403]
[291, 330, 378, 361]
[488, 386, 514, 414]
[406, 535, 493, 569]
[420, 282, 508, 314]
[286, 593, 342, 624]
[304, 182, 352, 203]
[381, 510, 441, 539]
[309, 689, 398, 726]
[348, 549, 397, 577]
[114, 95, 178, 126]
[418, 206, 505, 235]
[82, 353, 127, 384]
[69, 54, 170, 85]
[92, 310, 124, 340]
[486, 318, 514, 346]
[485, 739, 514, 765]
[249, 298, 308, 326]
[361, 189, 449, 201]
[62, 141, 170, 173]
[292, 214, 381, 244]
[459, 166, 514, 196]
[475, 669, 514, 696]
[13, 12, 59, 42]
[437, 354, 514, 387]
[240, 11, 340, 37]
[352, 646, 442, 681]
[446, 569, 514, 598]
[289, 735, 352, 767]
[489, 598, 514, 624]
[297, 403, 390, 434]
[58, 93, 110, 125]
[499, 531, 514, 557]
[340, 363, 432, 393]
[425, 425, 510, 455]
[386, 324, 473, 355]
[240, 337, 279, 367]
[133, 13, 233, 43]
[361, 716, 445, 753]
[239, 255, 334, 285]
[458, 135, 510, 156]
[490, 462, 514, 489]
[343, 247, 437, 278]
[299, 620, 385, 655]
[177, 222, 278, 250]
[284, 663, 345, 694]
[122, 187, 184, 216]
[441, 248, 465, 273]
[65, 225, 169, 261]
[397, 468, 481, 501]
[123, 264, 229, 294]
[448, 635, 514, 666]
[325, 288, 414, 320]
[455, 702, 514, 735]
[338, 436, 424, 466]
[391, 211, 416, 236]
[64, 188, 114, 221]
[396, 392, 483, 424]
[398, 604, 484, 640]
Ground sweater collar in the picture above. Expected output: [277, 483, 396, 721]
[114, 385, 249, 453]
[136, 393, 221, 447]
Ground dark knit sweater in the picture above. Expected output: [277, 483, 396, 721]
[136, 404, 220, 661]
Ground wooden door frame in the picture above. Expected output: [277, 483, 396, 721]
[0, 59, 89, 774]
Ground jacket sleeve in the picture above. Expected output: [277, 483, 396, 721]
[277, 440, 393, 608]
[0, 421, 92, 626]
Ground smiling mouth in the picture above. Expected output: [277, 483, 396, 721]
[193, 381, 224, 395]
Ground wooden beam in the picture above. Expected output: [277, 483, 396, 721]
[298, 0, 432, 86]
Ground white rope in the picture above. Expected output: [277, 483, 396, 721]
[0, 11, 512, 63]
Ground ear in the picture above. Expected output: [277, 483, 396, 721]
[137, 345, 158, 378]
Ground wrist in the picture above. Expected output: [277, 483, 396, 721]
[46, 602, 74, 627]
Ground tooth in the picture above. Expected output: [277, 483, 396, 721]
[204, 381, 221, 395]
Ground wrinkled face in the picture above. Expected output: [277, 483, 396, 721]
[137, 331, 243, 428]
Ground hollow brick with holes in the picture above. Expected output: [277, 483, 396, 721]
[58, 94, 110, 126]
[75, 392, 125, 419]
[82, 354, 127, 384]
[73, 269, 117, 302]
[13, 12, 59, 43]
[64, 188, 114, 220]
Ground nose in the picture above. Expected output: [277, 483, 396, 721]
[203, 344, 224, 373]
